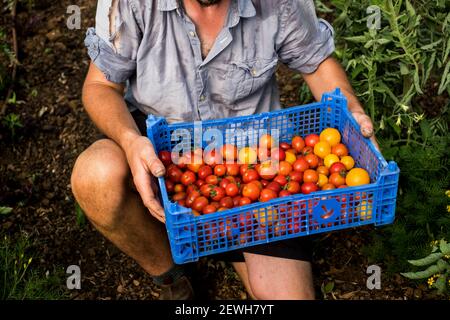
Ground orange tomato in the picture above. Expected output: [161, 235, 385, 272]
[346, 168, 370, 186]
[320, 128, 341, 147]
[321, 183, 336, 191]
[340, 156, 355, 171]
[318, 174, 328, 187]
[303, 169, 319, 183]
[331, 143, 349, 157]
[285, 151, 297, 165]
[259, 134, 274, 150]
[329, 172, 346, 187]
[316, 165, 329, 176]
[314, 141, 331, 159]
[278, 161, 293, 176]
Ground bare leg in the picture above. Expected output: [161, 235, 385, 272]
[234, 253, 315, 300]
[232, 262, 256, 300]
[71, 139, 173, 276]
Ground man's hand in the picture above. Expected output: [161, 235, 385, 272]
[123, 136, 167, 223]
[351, 110, 379, 150]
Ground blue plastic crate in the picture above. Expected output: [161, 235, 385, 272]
[146, 88, 400, 264]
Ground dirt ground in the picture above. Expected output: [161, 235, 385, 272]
[0, 0, 430, 300]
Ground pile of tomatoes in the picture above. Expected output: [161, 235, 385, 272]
[159, 127, 371, 216]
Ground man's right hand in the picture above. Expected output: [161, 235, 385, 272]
[123, 135, 167, 223]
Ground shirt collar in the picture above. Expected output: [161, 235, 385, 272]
[157, 0, 256, 18]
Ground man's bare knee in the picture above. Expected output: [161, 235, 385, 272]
[71, 139, 131, 229]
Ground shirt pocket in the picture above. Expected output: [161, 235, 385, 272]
[213, 57, 279, 107]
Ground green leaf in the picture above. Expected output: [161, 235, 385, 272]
[0, 207, 13, 215]
[438, 60, 450, 95]
[436, 259, 449, 272]
[322, 281, 334, 294]
[433, 275, 447, 295]
[407, 252, 444, 267]
[401, 265, 441, 279]
[440, 240, 450, 255]
[419, 119, 432, 141]
[405, 0, 416, 17]
[75, 203, 86, 227]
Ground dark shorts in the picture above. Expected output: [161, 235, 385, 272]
[106, 109, 313, 263]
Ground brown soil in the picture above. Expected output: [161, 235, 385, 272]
[0, 0, 433, 300]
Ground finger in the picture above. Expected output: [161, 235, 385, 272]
[145, 149, 166, 178]
[133, 169, 166, 223]
[370, 135, 381, 151]
[352, 112, 374, 138]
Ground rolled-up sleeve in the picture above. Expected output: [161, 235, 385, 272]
[84, 0, 142, 83]
[276, 0, 335, 74]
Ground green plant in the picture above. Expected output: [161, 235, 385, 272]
[401, 239, 450, 296]
[0, 234, 67, 300]
[2, 112, 23, 138]
[0, 207, 13, 215]
[75, 202, 86, 228]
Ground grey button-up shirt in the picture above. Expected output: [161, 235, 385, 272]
[85, 0, 335, 124]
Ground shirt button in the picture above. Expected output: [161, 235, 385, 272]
[189, 31, 196, 37]
[200, 95, 206, 102]
[251, 69, 257, 76]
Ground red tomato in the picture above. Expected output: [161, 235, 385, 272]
[279, 190, 292, 197]
[259, 134, 274, 150]
[205, 175, 219, 185]
[203, 149, 221, 166]
[261, 179, 270, 187]
[173, 192, 187, 202]
[292, 136, 306, 153]
[165, 180, 175, 194]
[278, 161, 293, 176]
[288, 171, 303, 183]
[203, 204, 217, 215]
[242, 169, 259, 184]
[214, 164, 227, 177]
[257, 148, 270, 162]
[174, 184, 185, 193]
[321, 183, 336, 191]
[167, 165, 183, 183]
[305, 134, 320, 147]
[249, 180, 263, 190]
[221, 144, 238, 162]
[316, 165, 329, 176]
[266, 181, 282, 193]
[226, 163, 240, 176]
[185, 190, 201, 208]
[240, 164, 253, 176]
[293, 158, 309, 173]
[259, 188, 278, 202]
[158, 151, 172, 167]
[200, 184, 215, 197]
[280, 142, 291, 151]
[239, 197, 252, 206]
[331, 143, 349, 157]
[303, 169, 319, 184]
[301, 146, 314, 156]
[304, 154, 319, 169]
[210, 186, 226, 201]
[329, 172, 346, 187]
[233, 196, 242, 207]
[273, 175, 288, 186]
[329, 162, 347, 175]
[242, 183, 261, 201]
[285, 181, 301, 194]
[225, 183, 240, 197]
[219, 196, 234, 209]
[197, 165, 213, 180]
[219, 178, 231, 189]
[186, 184, 198, 194]
[301, 182, 319, 194]
[271, 148, 286, 161]
[181, 171, 196, 186]
[257, 162, 277, 180]
[195, 179, 205, 188]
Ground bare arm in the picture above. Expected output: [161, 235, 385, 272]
[302, 57, 379, 149]
[82, 62, 166, 222]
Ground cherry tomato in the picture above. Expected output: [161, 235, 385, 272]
[331, 143, 349, 157]
[181, 171, 196, 186]
[239, 197, 252, 206]
[226, 163, 240, 176]
[293, 158, 309, 173]
[285, 181, 301, 194]
[280, 142, 291, 151]
[266, 181, 282, 193]
[278, 161, 293, 176]
[305, 134, 320, 147]
[257, 162, 277, 180]
[214, 164, 227, 177]
[185, 190, 201, 208]
[242, 183, 261, 201]
[285, 151, 297, 165]
[240, 164, 253, 176]
[259, 188, 278, 202]
[204, 149, 221, 166]
[158, 151, 172, 167]
[320, 128, 341, 147]
[165, 180, 175, 194]
[271, 148, 286, 161]
[340, 156, 355, 171]
[316, 165, 329, 176]
[174, 184, 185, 193]
[173, 192, 187, 202]
[221, 144, 238, 162]
[200, 184, 215, 197]
[318, 174, 328, 188]
[203, 204, 217, 215]
[219, 178, 231, 189]
[259, 134, 274, 150]
[301, 146, 314, 156]
[288, 171, 303, 183]
[329, 172, 346, 187]
[219, 196, 234, 209]
[261, 179, 270, 187]
[329, 162, 347, 175]
[238, 147, 258, 164]
[257, 147, 270, 162]
[301, 182, 319, 194]
[273, 175, 288, 186]
[304, 154, 319, 169]
[321, 183, 336, 191]
[167, 165, 183, 183]
[324, 154, 340, 168]
[233, 196, 242, 207]
[205, 175, 219, 185]
[242, 169, 259, 184]
[249, 180, 263, 190]
[346, 168, 370, 186]
[195, 179, 206, 188]
[197, 165, 213, 180]
[210, 186, 226, 201]
[292, 136, 305, 153]
[303, 169, 319, 183]
[279, 190, 292, 197]
[314, 141, 331, 159]
[225, 183, 240, 197]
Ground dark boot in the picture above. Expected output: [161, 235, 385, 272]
[158, 275, 195, 300]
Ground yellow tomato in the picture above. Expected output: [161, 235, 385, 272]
[318, 174, 328, 188]
[324, 154, 340, 168]
[346, 168, 370, 186]
[285, 151, 297, 165]
[320, 128, 341, 147]
[238, 147, 258, 164]
[253, 207, 278, 227]
[356, 200, 373, 221]
[340, 156, 355, 171]
[314, 141, 331, 159]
